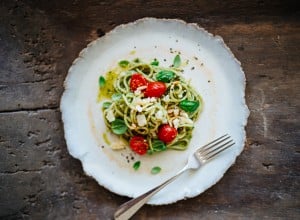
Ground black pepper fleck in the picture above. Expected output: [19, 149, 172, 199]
[201, 63, 204, 66]
[208, 80, 211, 83]
[164, 59, 166, 62]
[176, 39, 178, 42]
[191, 67, 195, 70]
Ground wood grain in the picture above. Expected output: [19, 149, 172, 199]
[0, 0, 299, 219]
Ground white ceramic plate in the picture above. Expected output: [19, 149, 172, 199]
[61, 18, 249, 205]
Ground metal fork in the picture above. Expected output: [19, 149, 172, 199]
[114, 134, 235, 220]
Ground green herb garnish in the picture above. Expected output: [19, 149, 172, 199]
[133, 161, 141, 170]
[102, 102, 112, 109]
[111, 119, 128, 135]
[152, 140, 166, 152]
[99, 76, 106, 88]
[156, 70, 175, 83]
[133, 58, 140, 63]
[147, 149, 154, 155]
[173, 54, 181, 68]
[118, 60, 129, 68]
[151, 59, 159, 66]
[179, 100, 200, 113]
[151, 166, 161, 174]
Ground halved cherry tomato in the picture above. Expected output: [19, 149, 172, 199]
[158, 124, 177, 143]
[130, 73, 148, 91]
[144, 82, 166, 98]
[129, 136, 149, 155]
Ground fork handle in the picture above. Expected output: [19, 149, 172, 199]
[114, 165, 189, 220]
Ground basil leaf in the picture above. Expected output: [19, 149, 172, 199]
[133, 161, 141, 170]
[112, 93, 122, 101]
[173, 54, 181, 68]
[151, 166, 161, 174]
[99, 76, 106, 88]
[151, 59, 159, 66]
[152, 140, 166, 152]
[156, 70, 175, 83]
[118, 60, 129, 68]
[111, 119, 127, 135]
[179, 100, 200, 113]
[102, 102, 112, 109]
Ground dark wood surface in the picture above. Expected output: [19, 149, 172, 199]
[1, 1, 299, 219]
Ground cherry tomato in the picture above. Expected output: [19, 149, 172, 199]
[130, 73, 148, 91]
[144, 82, 167, 98]
[129, 136, 149, 155]
[158, 124, 177, 143]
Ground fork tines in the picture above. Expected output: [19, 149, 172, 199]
[197, 134, 235, 161]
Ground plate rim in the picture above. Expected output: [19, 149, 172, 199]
[60, 17, 250, 205]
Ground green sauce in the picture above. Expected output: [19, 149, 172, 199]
[102, 132, 111, 145]
[98, 70, 119, 101]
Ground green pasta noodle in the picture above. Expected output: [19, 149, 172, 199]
[100, 58, 203, 153]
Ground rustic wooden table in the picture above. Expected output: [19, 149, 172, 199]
[1, 1, 299, 219]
